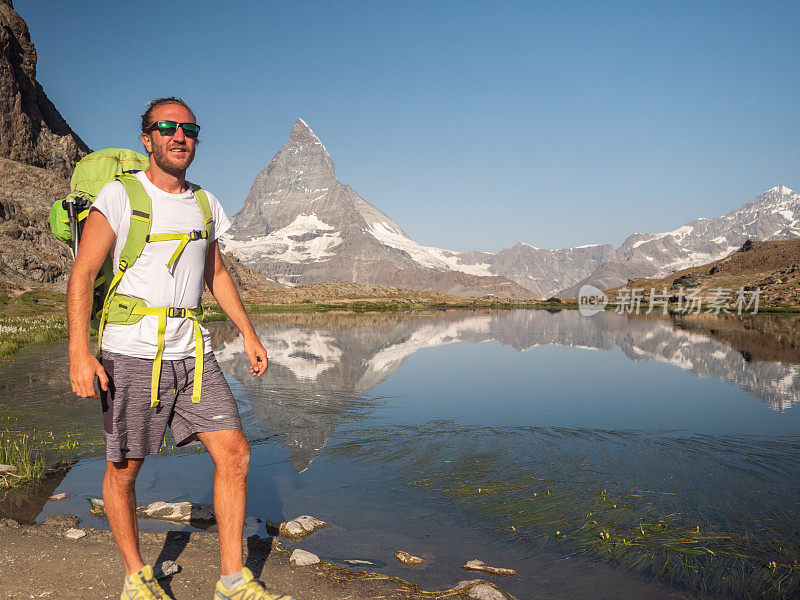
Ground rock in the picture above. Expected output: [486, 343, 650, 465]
[343, 559, 374, 566]
[88, 498, 215, 523]
[463, 559, 517, 577]
[137, 500, 216, 523]
[278, 515, 327, 540]
[88, 497, 105, 515]
[394, 550, 425, 566]
[154, 560, 180, 578]
[0, 464, 16, 474]
[289, 549, 320, 566]
[49, 492, 71, 501]
[43, 514, 79, 529]
[64, 528, 86, 540]
[451, 580, 516, 600]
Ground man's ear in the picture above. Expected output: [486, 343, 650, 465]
[141, 132, 152, 154]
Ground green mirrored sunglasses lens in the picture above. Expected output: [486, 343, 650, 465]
[156, 121, 178, 135]
[181, 123, 200, 138]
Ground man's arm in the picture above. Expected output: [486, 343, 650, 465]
[67, 209, 115, 398]
[204, 240, 268, 377]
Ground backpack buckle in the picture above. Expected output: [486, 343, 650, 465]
[167, 307, 186, 318]
[189, 230, 204, 240]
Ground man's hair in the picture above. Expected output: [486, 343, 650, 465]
[140, 97, 196, 132]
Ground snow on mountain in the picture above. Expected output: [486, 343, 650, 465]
[222, 119, 799, 299]
[558, 185, 800, 297]
[223, 119, 536, 298]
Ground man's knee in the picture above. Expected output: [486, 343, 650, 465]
[104, 458, 143, 487]
[231, 437, 251, 472]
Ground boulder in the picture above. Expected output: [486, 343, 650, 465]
[278, 515, 327, 540]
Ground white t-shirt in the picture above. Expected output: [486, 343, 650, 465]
[91, 170, 231, 359]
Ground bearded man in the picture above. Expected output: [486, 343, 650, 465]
[67, 97, 293, 600]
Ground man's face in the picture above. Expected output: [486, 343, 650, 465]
[141, 104, 197, 177]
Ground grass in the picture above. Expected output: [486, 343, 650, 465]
[0, 431, 47, 488]
[0, 315, 69, 356]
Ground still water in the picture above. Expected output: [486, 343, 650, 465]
[2, 309, 800, 599]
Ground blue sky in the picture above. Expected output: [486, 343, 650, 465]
[18, 1, 800, 252]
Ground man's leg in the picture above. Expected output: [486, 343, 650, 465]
[197, 429, 250, 574]
[103, 458, 145, 575]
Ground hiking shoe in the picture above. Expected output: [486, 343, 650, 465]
[215, 567, 294, 600]
[122, 565, 170, 600]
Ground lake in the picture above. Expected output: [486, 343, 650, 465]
[2, 309, 799, 599]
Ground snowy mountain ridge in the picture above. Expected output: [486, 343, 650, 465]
[223, 119, 798, 299]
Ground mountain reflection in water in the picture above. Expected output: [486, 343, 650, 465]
[210, 310, 800, 472]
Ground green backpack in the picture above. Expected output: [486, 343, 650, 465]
[50, 149, 151, 326]
[50, 148, 215, 407]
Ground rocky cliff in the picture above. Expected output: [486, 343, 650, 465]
[0, 1, 90, 287]
[0, 0, 89, 176]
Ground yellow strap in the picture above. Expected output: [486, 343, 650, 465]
[96, 262, 129, 358]
[166, 235, 191, 270]
[189, 316, 203, 403]
[130, 306, 204, 407]
[147, 231, 208, 270]
[151, 311, 167, 407]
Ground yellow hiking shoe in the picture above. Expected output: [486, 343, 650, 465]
[122, 565, 170, 600]
[215, 567, 294, 600]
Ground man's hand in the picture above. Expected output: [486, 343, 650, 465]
[70, 351, 109, 399]
[243, 333, 268, 378]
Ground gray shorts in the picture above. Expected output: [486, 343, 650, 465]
[100, 350, 242, 463]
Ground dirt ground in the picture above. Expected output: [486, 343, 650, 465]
[0, 517, 513, 600]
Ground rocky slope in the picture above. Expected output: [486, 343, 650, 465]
[558, 186, 800, 297]
[0, 156, 72, 285]
[604, 238, 800, 307]
[0, 1, 88, 287]
[223, 119, 537, 300]
[0, 1, 89, 176]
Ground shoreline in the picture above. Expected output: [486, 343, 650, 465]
[0, 516, 516, 600]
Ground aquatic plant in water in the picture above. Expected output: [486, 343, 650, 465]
[324, 422, 800, 599]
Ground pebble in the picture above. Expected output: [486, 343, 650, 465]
[64, 528, 86, 540]
[463, 559, 517, 576]
[49, 492, 72, 501]
[343, 559, 374, 566]
[289, 549, 320, 566]
[395, 550, 425, 566]
[154, 560, 180, 578]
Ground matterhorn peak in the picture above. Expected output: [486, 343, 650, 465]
[290, 118, 322, 145]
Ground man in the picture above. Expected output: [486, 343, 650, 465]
[67, 97, 294, 600]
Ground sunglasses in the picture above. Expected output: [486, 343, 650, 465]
[146, 120, 201, 139]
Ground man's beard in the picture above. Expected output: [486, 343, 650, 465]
[151, 142, 195, 177]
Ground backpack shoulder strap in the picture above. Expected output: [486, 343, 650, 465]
[95, 173, 153, 357]
[117, 173, 153, 271]
[189, 183, 214, 239]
